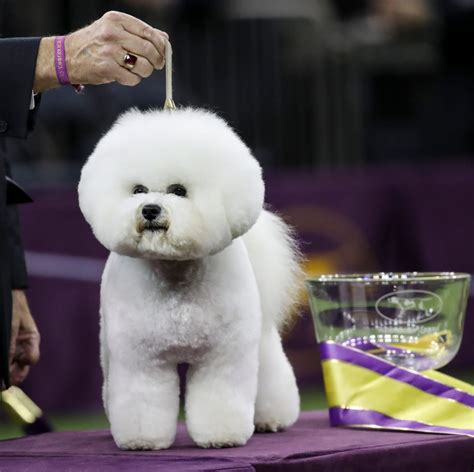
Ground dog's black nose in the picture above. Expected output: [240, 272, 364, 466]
[142, 204, 161, 221]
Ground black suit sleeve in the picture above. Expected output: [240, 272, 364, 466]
[0, 160, 11, 389]
[6, 207, 28, 289]
[0, 37, 42, 387]
[4, 162, 28, 289]
[0, 38, 41, 139]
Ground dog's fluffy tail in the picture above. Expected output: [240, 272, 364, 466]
[242, 209, 304, 331]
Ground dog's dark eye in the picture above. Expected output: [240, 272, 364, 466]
[167, 184, 187, 197]
[133, 185, 149, 195]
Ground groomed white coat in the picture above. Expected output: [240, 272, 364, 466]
[78, 108, 302, 450]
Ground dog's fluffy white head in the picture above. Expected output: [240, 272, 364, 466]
[78, 108, 264, 260]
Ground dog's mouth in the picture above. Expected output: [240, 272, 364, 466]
[145, 223, 168, 232]
[137, 220, 169, 233]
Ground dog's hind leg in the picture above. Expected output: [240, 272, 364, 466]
[243, 209, 302, 430]
[254, 325, 300, 432]
[99, 309, 110, 420]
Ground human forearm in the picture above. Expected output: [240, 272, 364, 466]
[32, 37, 59, 93]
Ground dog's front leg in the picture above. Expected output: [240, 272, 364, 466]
[185, 345, 259, 448]
[107, 361, 179, 450]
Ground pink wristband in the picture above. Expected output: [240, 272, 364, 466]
[54, 36, 70, 85]
[54, 36, 84, 93]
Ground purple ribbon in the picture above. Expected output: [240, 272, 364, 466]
[320, 341, 474, 409]
[329, 407, 474, 437]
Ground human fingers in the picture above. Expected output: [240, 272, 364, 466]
[118, 30, 164, 70]
[106, 10, 168, 58]
[120, 53, 154, 79]
[90, 41, 154, 79]
[15, 329, 41, 367]
[13, 306, 40, 367]
[113, 63, 143, 86]
[9, 363, 30, 386]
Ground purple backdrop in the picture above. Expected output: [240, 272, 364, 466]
[18, 162, 474, 411]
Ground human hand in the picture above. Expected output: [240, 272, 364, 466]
[9, 290, 40, 386]
[33, 11, 169, 92]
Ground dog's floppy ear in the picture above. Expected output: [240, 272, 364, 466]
[221, 150, 265, 239]
[198, 111, 264, 239]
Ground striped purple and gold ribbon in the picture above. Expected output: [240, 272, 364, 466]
[320, 341, 474, 437]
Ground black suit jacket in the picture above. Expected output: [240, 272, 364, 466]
[0, 37, 41, 388]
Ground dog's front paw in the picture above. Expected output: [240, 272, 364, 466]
[191, 428, 252, 449]
[187, 401, 254, 448]
[110, 408, 176, 450]
[196, 438, 248, 449]
[114, 436, 174, 451]
[112, 426, 176, 451]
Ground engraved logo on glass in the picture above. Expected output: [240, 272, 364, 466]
[375, 290, 443, 325]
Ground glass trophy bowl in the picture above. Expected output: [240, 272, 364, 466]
[306, 272, 471, 371]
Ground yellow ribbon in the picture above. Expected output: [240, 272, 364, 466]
[320, 341, 474, 436]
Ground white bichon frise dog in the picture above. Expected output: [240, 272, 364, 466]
[78, 108, 302, 450]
